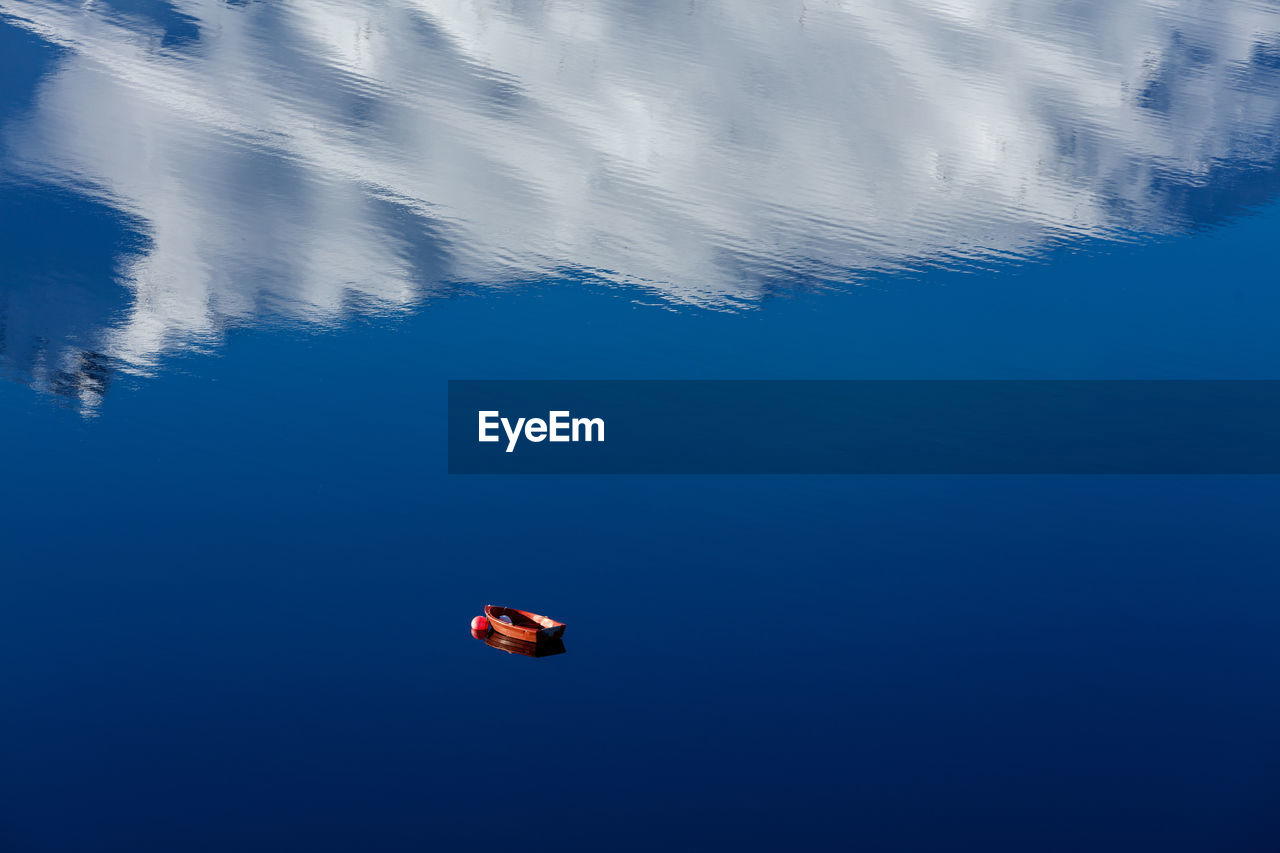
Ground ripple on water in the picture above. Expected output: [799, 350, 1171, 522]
[1, 0, 1279, 407]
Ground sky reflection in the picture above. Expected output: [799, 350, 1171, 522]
[2, 0, 1280, 405]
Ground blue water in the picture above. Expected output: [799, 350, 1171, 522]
[3, 2, 1280, 850]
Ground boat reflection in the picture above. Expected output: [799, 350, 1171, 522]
[475, 629, 567, 659]
[2, 0, 1280, 407]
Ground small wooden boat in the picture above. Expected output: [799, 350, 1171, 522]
[485, 632, 566, 658]
[484, 605, 566, 645]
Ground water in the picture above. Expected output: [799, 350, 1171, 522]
[1, 2, 1279, 850]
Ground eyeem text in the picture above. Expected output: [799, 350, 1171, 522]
[478, 410, 605, 452]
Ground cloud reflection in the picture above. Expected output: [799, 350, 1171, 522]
[2, 0, 1279, 407]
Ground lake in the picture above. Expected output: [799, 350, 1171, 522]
[2, 2, 1279, 850]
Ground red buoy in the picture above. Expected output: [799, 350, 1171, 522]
[471, 615, 490, 634]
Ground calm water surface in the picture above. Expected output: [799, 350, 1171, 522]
[1, 2, 1279, 850]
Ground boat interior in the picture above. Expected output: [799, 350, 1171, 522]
[490, 608, 559, 629]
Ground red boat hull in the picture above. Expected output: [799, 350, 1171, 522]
[484, 605, 566, 644]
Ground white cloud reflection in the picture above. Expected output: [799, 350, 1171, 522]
[1, 0, 1279, 407]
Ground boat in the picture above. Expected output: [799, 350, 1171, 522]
[485, 632, 566, 658]
[484, 605, 566, 645]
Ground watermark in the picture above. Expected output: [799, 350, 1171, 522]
[478, 410, 605, 452]
[448, 380, 1280, 474]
